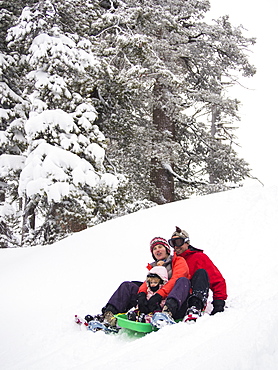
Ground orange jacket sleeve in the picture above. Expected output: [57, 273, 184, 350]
[157, 254, 190, 298]
[138, 281, 148, 294]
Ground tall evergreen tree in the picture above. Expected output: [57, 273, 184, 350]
[1, 0, 125, 246]
[0, 1, 31, 247]
[82, 0, 255, 203]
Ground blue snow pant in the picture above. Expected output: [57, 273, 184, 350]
[104, 277, 191, 319]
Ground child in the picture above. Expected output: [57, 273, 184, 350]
[128, 265, 168, 322]
[146, 265, 168, 300]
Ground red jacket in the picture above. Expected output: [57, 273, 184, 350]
[138, 253, 190, 299]
[179, 246, 227, 301]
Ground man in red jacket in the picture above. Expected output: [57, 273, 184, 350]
[168, 226, 227, 321]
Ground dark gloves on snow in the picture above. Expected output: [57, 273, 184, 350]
[137, 292, 149, 314]
[147, 293, 163, 313]
[210, 299, 225, 315]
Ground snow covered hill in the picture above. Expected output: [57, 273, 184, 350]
[1, 183, 278, 370]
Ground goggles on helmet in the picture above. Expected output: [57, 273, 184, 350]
[147, 273, 160, 279]
[168, 237, 189, 248]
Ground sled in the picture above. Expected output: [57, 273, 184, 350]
[116, 313, 158, 333]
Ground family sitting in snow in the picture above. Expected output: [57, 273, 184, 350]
[85, 226, 227, 328]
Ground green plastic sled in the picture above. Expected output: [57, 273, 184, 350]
[116, 314, 158, 333]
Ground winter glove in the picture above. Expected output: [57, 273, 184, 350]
[137, 292, 149, 314]
[147, 293, 163, 313]
[210, 299, 225, 315]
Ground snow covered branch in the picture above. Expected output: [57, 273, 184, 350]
[162, 163, 208, 186]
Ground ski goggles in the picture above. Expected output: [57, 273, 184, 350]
[168, 237, 189, 248]
[147, 273, 160, 279]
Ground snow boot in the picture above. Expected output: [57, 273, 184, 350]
[103, 310, 117, 327]
[183, 306, 203, 323]
[127, 310, 137, 321]
[84, 314, 104, 323]
[151, 312, 176, 329]
[163, 298, 178, 317]
[162, 304, 175, 318]
[87, 320, 120, 334]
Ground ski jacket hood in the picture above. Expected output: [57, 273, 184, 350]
[187, 245, 204, 253]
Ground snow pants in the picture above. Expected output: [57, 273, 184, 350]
[170, 269, 210, 318]
[187, 268, 210, 310]
[104, 277, 191, 317]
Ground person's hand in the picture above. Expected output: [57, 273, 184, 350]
[156, 261, 164, 266]
[147, 293, 163, 313]
[210, 300, 225, 315]
[137, 292, 149, 314]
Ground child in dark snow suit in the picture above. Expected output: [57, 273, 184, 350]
[146, 265, 168, 301]
[127, 265, 169, 322]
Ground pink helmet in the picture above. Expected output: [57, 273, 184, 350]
[147, 266, 169, 284]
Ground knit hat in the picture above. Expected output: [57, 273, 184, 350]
[172, 226, 190, 242]
[150, 237, 170, 255]
[147, 266, 168, 284]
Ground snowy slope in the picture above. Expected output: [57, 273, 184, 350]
[0, 183, 278, 370]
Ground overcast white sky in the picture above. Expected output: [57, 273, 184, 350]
[207, 0, 278, 186]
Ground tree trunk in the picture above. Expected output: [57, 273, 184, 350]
[209, 105, 218, 184]
[43, 202, 87, 244]
[21, 196, 36, 246]
[150, 80, 175, 204]
[150, 157, 175, 204]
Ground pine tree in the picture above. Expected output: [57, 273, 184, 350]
[0, 1, 32, 246]
[82, 0, 255, 203]
[1, 0, 126, 246]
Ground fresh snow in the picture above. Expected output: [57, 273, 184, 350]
[0, 183, 277, 370]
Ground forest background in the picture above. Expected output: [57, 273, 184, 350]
[0, 0, 272, 248]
